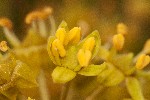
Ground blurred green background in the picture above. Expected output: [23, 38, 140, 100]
[0, 0, 150, 54]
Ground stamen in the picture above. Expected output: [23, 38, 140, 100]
[0, 18, 20, 47]
[82, 37, 95, 52]
[55, 28, 66, 44]
[43, 7, 56, 35]
[113, 33, 125, 51]
[0, 41, 9, 52]
[66, 27, 81, 44]
[135, 54, 150, 69]
[25, 11, 47, 37]
[77, 49, 92, 67]
[117, 23, 128, 35]
[52, 39, 66, 57]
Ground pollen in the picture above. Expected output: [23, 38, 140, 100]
[117, 23, 128, 35]
[82, 37, 95, 52]
[52, 39, 66, 57]
[0, 18, 13, 29]
[77, 49, 92, 67]
[0, 41, 9, 52]
[55, 28, 66, 44]
[136, 54, 150, 69]
[113, 33, 125, 51]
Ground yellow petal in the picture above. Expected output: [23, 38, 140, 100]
[113, 33, 125, 51]
[136, 54, 150, 69]
[82, 37, 95, 52]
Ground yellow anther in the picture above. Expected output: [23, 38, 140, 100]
[0, 18, 13, 29]
[117, 23, 128, 35]
[136, 54, 150, 69]
[52, 39, 66, 57]
[0, 41, 9, 52]
[66, 27, 81, 44]
[143, 39, 150, 54]
[82, 37, 95, 52]
[55, 28, 66, 44]
[113, 33, 125, 51]
[77, 49, 92, 67]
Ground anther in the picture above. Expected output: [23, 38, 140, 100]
[0, 18, 20, 47]
[117, 23, 128, 35]
[0, 41, 9, 52]
[52, 39, 66, 57]
[25, 11, 47, 37]
[136, 54, 150, 69]
[77, 49, 92, 67]
[66, 27, 81, 44]
[43, 7, 56, 35]
[55, 28, 66, 44]
[113, 33, 125, 51]
[82, 37, 95, 52]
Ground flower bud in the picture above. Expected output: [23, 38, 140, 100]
[113, 33, 125, 51]
[136, 54, 150, 69]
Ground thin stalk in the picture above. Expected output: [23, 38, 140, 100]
[31, 21, 37, 32]
[38, 20, 47, 38]
[60, 82, 70, 100]
[86, 85, 104, 100]
[49, 16, 56, 35]
[3, 27, 20, 47]
[38, 70, 50, 100]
